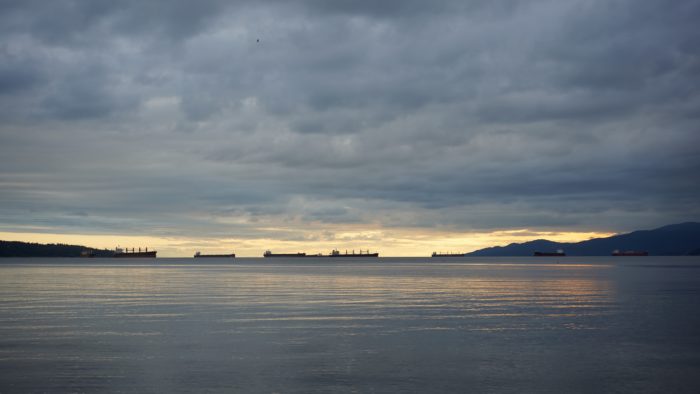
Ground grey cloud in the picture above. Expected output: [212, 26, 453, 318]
[0, 62, 44, 95]
[0, 0, 698, 240]
[0, 0, 229, 45]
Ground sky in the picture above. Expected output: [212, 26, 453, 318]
[0, 0, 698, 256]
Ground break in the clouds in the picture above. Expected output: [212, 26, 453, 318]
[1, 0, 699, 243]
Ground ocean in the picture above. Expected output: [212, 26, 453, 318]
[1, 257, 699, 393]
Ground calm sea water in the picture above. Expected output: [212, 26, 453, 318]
[1, 257, 699, 393]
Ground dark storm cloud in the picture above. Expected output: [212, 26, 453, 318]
[0, 0, 698, 239]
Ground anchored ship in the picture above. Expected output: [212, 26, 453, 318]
[431, 252, 465, 257]
[113, 247, 156, 258]
[329, 249, 379, 257]
[262, 249, 379, 257]
[194, 251, 235, 258]
[263, 250, 306, 257]
[534, 249, 565, 257]
[612, 250, 648, 256]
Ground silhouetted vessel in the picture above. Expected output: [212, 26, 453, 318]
[612, 250, 648, 256]
[263, 250, 306, 257]
[113, 247, 156, 258]
[534, 249, 565, 257]
[194, 251, 235, 258]
[329, 249, 378, 257]
[431, 252, 465, 257]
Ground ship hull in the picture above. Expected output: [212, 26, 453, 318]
[194, 254, 236, 258]
[114, 251, 157, 258]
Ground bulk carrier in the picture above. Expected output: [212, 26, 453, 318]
[329, 249, 379, 257]
[263, 249, 379, 257]
[612, 250, 648, 256]
[113, 247, 156, 258]
[533, 249, 565, 257]
[263, 251, 307, 257]
[194, 251, 235, 258]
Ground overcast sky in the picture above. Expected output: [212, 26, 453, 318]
[1, 1, 698, 255]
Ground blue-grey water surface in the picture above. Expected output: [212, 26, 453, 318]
[1, 257, 699, 393]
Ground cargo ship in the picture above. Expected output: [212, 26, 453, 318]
[534, 249, 565, 257]
[263, 250, 307, 257]
[329, 249, 379, 257]
[113, 247, 156, 258]
[194, 251, 235, 258]
[431, 252, 465, 257]
[612, 250, 648, 256]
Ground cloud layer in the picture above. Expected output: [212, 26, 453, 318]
[1, 0, 699, 245]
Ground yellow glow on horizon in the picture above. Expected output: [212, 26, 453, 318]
[0, 228, 616, 258]
[0, 232, 170, 251]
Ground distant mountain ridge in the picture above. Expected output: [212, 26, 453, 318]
[0, 241, 113, 257]
[466, 222, 700, 256]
